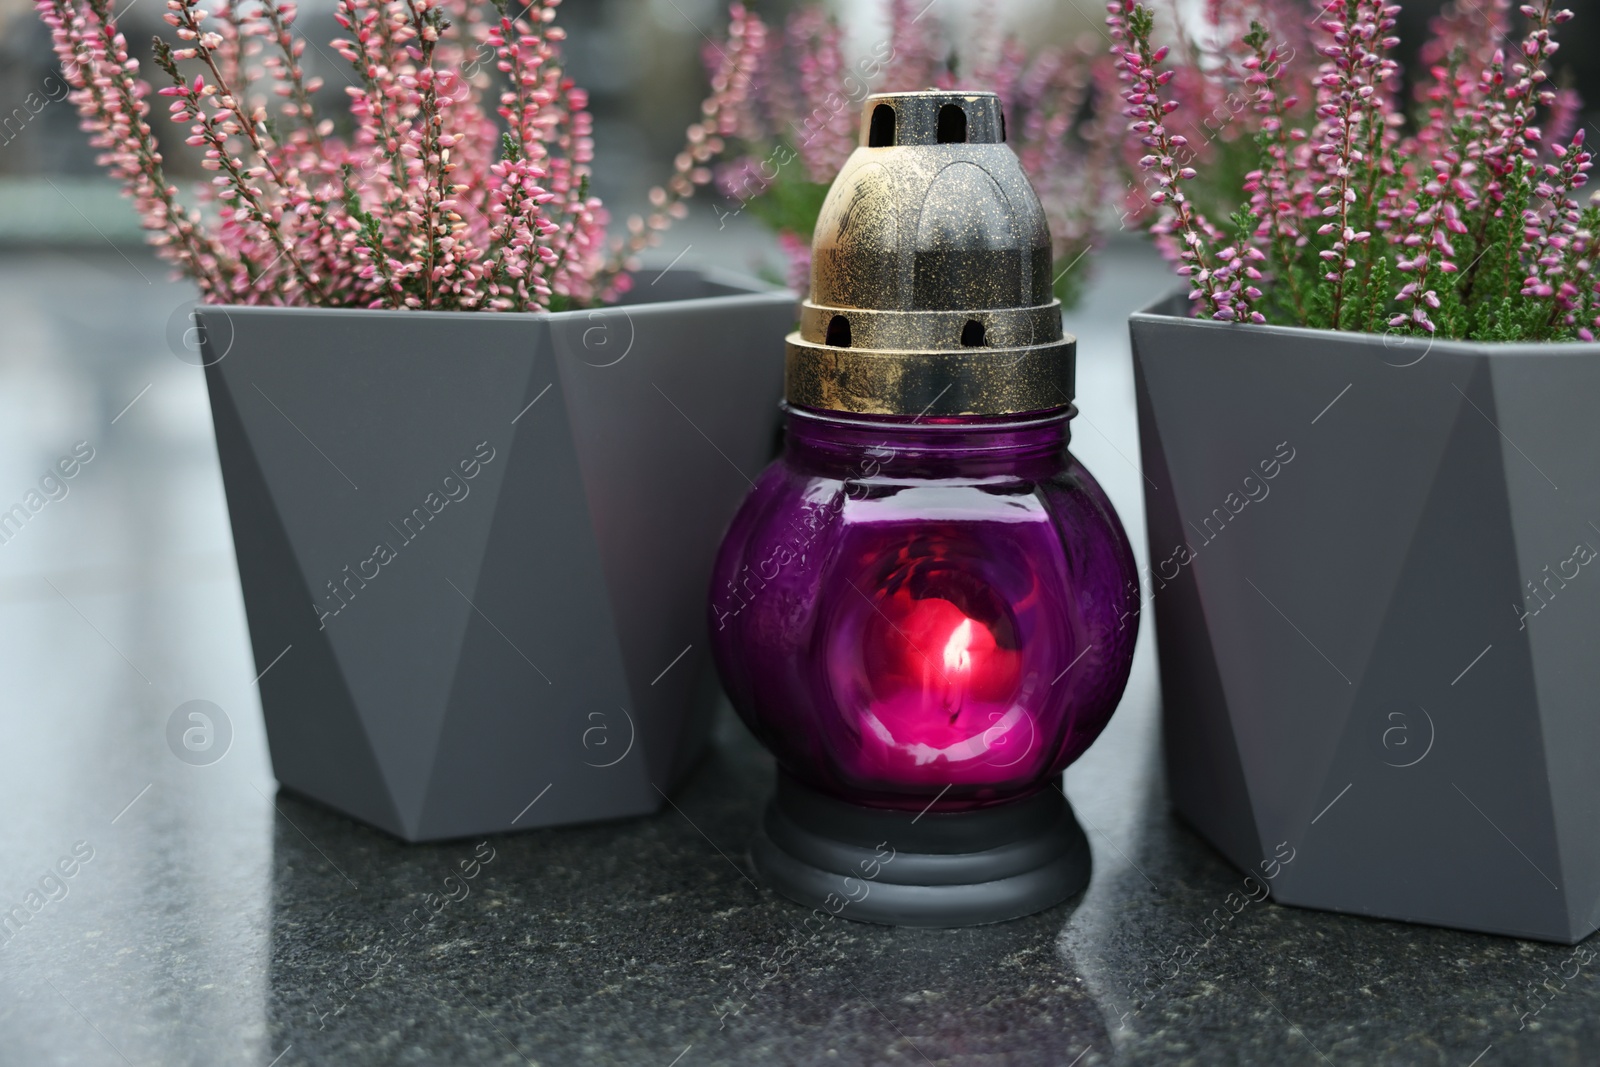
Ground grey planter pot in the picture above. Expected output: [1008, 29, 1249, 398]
[1131, 293, 1600, 943]
[198, 269, 793, 842]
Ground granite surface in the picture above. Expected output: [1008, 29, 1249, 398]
[0, 239, 1596, 1067]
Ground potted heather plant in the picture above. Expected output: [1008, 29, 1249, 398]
[675, 1, 1113, 302]
[39, 0, 795, 841]
[1116, 0, 1600, 942]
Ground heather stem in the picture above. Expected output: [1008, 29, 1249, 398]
[167, 0, 292, 190]
[1113, 3, 1223, 318]
[1311, 1, 1395, 329]
[402, 0, 445, 307]
[157, 39, 327, 301]
[259, 0, 325, 150]
[1243, 22, 1305, 321]
[45, 0, 231, 294]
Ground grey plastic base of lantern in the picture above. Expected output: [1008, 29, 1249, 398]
[751, 775, 1090, 927]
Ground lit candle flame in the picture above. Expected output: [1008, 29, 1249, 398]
[942, 618, 974, 674]
[939, 616, 977, 722]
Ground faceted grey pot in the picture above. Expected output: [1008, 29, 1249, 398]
[198, 269, 793, 842]
[1131, 293, 1600, 943]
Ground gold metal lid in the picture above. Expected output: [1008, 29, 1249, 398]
[785, 90, 1075, 417]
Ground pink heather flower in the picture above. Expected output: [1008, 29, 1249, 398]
[1521, 130, 1592, 315]
[1481, 1, 1565, 182]
[1242, 21, 1309, 321]
[1308, 0, 1401, 325]
[1110, 1, 1593, 342]
[1110, 0, 1242, 320]
[39, 0, 644, 310]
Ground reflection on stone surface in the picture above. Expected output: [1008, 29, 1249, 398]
[266, 714, 1111, 1065]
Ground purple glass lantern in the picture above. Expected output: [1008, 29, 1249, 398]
[708, 91, 1139, 926]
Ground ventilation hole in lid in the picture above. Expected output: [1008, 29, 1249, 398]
[960, 319, 986, 347]
[826, 315, 853, 348]
[868, 104, 896, 147]
[937, 103, 967, 144]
